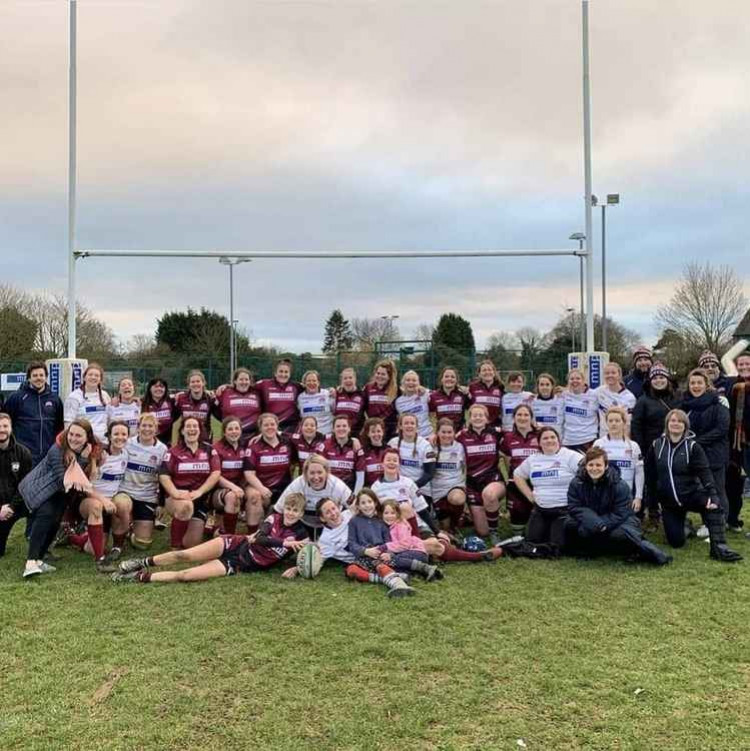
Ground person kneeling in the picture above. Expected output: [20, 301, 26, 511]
[566, 447, 671, 565]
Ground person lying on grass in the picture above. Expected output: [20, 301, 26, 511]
[112, 493, 309, 583]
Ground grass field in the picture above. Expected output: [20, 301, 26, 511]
[2, 515, 750, 751]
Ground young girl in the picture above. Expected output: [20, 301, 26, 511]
[593, 363, 637, 437]
[468, 360, 504, 427]
[289, 416, 326, 467]
[593, 406, 644, 513]
[106, 378, 141, 436]
[210, 417, 251, 535]
[141, 378, 175, 446]
[561, 369, 599, 451]
[387, 414, 436, 492]
[333, 367, 367, 435]
[430, 418, 467, 532]
[297, 370, 336, 436]
[173, 370, 213, 442]
[355, 417, 388, 491]
[212, 367, 262, 443]
[363, 359, 399, 439]
[256, 359, 303, 435]
[323, 415, 360, 491]
[429, 366, 468, 432]
[64, 363, 111, 442]
[531, 373, 565, 436]
[500, 372, 534, 434]
[395, 370, 432, 438]
[456, 404, 505, 542]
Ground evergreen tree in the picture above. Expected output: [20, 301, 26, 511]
[322, 309, 354, 353]
[433, 313, 476, 352]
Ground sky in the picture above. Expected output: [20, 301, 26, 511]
[2, 0, 748, 353]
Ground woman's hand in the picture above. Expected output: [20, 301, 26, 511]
[0, 504, 14, 521]
[281, 566, 299, 579]
[102, 499, 117, 515]
[364, 547, 380, 559]
[260, 486, 272, 502]
[379, 551, 392, 562]
[632, 498, 642, 513]
[283, 538, 306, 551]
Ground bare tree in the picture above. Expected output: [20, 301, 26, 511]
[656, 263, 747, 353]
[351, 317, 401, 351]
[412, 323, 435, 343]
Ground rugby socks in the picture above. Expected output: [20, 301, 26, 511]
[137, 571, 152, 583]
[112, 532, 127, 548]
[69, 531, 88, 551]
[486, 509, 500, 532]
[88, 524, 105, 559]
[346, 564, 379, 583]
[223, 512, 238, 535]
[439, 544, 498, 563]
[170, 518, 189, 548]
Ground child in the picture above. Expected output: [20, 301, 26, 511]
[379, 500, 443, 580]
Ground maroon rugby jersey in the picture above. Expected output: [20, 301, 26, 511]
[289, 431, 326, 466]
[256, 378, 302, 428]
[429, 389, 468, 430]
[143, 397, 176, 445]
[356, 445, 387, 487]
[323, 436, 358, 489]
[213, 387, 262, 439]
[333, 388, 366, 434]
[243, 513, 308, 568]
[498, 429, 540, 475]
[212, 439, 247, 484]
[243, 436, 296, 491]
[456, 427, 500, 481]
[363, 384, 397, 435]
[467, 381, 504, 426]
[173, 391, 213, 441]
[160, 442, 220, 491]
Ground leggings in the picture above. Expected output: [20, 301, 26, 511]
[661, 494, 726, 549]
[27, 492, 69, 561]
[527, 506, 568, 551]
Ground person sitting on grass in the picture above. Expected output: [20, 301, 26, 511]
[112, 493, 309, 583]
[565, 447, 672, 565]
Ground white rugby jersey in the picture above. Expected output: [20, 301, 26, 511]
[318, 509, 355, 563]
[107, 401, 141, 436]
[93, 450, 128, 498]
[592, 386, 637, 437]
[274, 474, 351, 516]
[501, 391, 535, 432]
[371, 476, 428, 513]
[395, 392, 432, 437]
[514, 448, 582, 509]
[64, 388, 111, 441]
[530, 395, 565, 434]
[387, 436, 435, 483]
[561, 390, 599, 446]
[430, 441, 466, 500]
[297, 391, 335, 435]
[119, 436, 168, 504]
[593, 437, 644, 498]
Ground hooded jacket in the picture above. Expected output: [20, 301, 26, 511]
[630, 380, 680, 457]
[4, 381, 64, 466]
[646, 431, 718, 508]
[624, 369, 649, 399]
[0, 435, 33, 512]
[680, 391, 729, 468]
[567, 465, 634, 535]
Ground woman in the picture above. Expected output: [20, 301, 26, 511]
[561, 369, 599, 451]
[395, 370, 432, 438]
[363, 359, 399, 439]
[159, 416, 221, 550]
[113, 493, 308, 584]
[212, 367, 262, 443]
[728, 352, 750, 531]
[106, 378, 141, 436]
[173, 370, 213, 442]
[243, 413, 297, 532]
[468, 359, 504, 427]
[681, 369, 730, 519]
[273, 455, 352, 534]
[593, 406, 644, 513]
[455, 404, 505, 542]
[430, 418, 467, 532]
[117, 413, 168, 550]
[297, 370, 335, 436]
[565, 447, 671, 565]
[256, 358, 303, 435]
[593, 363, 636, 438]
[323, 415, 360, 491]
[355, 417, 388, 491]
[289, 416, 326, 466]
[513, 427, 581, 552]
[645, 410, 741, 562]
[333, 367, 367, 435]
[387, 414, 436, 493]
[63, 363, 111, 442]
[211, 417, 251, 535]
[531, 373, 565, 436]
[19, 419, 101, 578]
[141, 377, 176, 446]
[500, 372, 534, 434]
[429, 366, 469, 432]
[498, 404, 540, 535]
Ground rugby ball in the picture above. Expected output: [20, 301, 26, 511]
[296, 543, 324, 579]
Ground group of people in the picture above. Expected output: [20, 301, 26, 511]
[0, 344, 747, 593]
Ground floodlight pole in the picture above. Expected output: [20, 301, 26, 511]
[582, 0, 595, 353]
[67, 0, 77, 358]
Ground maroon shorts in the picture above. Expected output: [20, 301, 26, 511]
[466, 473, 501, 506]
[506, 480, 533, 526]
[218, 534, 262, 575]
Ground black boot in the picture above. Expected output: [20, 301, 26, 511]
[638, 539, 673, 566]
[409, 559, 444, 581]
[709, 543, 743, 563]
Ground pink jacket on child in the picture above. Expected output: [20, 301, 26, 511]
[383, 520, 427, 553]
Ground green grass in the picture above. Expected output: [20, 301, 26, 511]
[2, 519, 750, 751]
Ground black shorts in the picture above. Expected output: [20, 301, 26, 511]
[466, 474, 501, 506]
[132, 499, 158, 522]
[218, 534, 263, 575]
[191, 493, 212, 522]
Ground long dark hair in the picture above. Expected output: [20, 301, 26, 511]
[142, 378, 170, 411]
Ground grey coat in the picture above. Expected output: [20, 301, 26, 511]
[18, 444, 89, 512]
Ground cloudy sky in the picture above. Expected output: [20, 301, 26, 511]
[2, 0, 748, 352]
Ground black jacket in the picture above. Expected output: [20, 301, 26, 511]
[4, 382, 64, 466]
[624, 369, 649, 399]
[567, 465, 634, 534]
[646, 432, 718, 508]
[680, 391, 729, 468]
[631, 383, 680, 457]
[0, 436, 33, 512]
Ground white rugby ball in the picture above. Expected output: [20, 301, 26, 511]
[296, 543, 324, 579]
